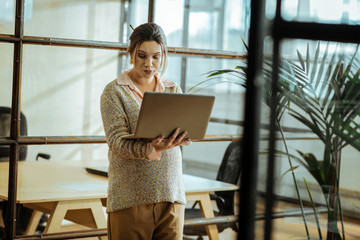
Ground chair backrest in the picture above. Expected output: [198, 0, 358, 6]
[215, 141, 242, 215]
[216, 141, 242, 184]
[0, 107, 28, 161]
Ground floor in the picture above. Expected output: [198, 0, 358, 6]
[253, 199, 360, 240]
[57, 197, 360, 240]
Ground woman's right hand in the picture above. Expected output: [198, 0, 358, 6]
[150, 128, 190, 153]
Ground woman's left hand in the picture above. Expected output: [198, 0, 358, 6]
[150, 128, 190, 152]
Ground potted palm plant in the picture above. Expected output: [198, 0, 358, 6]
[189, 41, 360, 239]
[276, 42, 360, 240]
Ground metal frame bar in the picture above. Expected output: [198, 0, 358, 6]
[0, 34, 245, 59]
[264, 4, 281, 239]
[238, 0, 266, 239]
[273, 20, 360, 43]
[184, 206, 328, 227]
[6, 0, 25, 238]
[148, 0, 155, 22]
[12, 229, 107, 240]
[180, 0, 190, 91]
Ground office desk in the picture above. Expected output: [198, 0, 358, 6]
[0, 161, 238, 240]
[0, 161, 108, 239]
[183, 174, 239, 240]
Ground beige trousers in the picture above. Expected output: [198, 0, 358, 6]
[107, 202, 185, 240]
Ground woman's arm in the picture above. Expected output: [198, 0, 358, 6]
[100, 90, 148, 160]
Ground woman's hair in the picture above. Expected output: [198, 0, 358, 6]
[127, 23, 168, 76]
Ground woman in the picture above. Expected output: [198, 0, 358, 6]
[100, 23, 190, 240]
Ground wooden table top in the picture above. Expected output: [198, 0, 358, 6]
[0, 161, 108, 203]
[0, 161, 238, 204]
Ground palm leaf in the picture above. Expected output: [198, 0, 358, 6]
[309, 42, 320, 85]
[318, 44, 338, 99]
[207, 69, 244, 78]
[342, 69, 360, 115]
[315, 42, 329, 89]
[187, 79, 246, 94]
[289, 112, 325, 142]
[306, 43, 311, 76]
[281, 89, 327, 129]
[242, 38, 249, 52]
[281, 166, 299, 178]
[290, 150, 333, 191]
[321, 57, 345, 117]
[297, 49, 306, 72]
[303, 177, 323, 239]
[332, 115, 360, 151]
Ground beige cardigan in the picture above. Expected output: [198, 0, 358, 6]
[100, 71, 186, 213]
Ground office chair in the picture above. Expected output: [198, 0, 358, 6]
[183, 141, 242, 240]
[0, 107, 49, 237]
[0, 107, 28, 162]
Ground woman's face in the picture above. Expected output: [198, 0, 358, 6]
[131, 40, 162, 81]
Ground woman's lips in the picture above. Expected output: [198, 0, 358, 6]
[144, 70, 152, 74]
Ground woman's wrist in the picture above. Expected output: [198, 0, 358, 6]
[146, 142, 161, 160]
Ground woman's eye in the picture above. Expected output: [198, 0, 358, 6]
[138, 54, 146, 58]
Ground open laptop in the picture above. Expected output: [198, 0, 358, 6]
[123, 92, 215, 140]
[86, 93, 215, 177]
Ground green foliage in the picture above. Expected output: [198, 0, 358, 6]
[192, 41, 360, 239]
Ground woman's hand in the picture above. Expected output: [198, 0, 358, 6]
[150, 128, 190, 153]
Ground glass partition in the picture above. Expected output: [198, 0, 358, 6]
[24, 144, 108, 165]
[0, 43, 13, 108]
[0, 43, 13, 162]
[155, 0, 249, 52]
[161, 54, 245, 181]
[0, 0, 17, 35]
[21, 45, 119, 136]
[24, 0, 123, 42]
[258, 38, 360, 239]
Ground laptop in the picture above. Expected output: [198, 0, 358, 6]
[123, 92, 215, 140]
[85, 166, 108, 177]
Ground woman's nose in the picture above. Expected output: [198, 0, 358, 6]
[145, 57, 152, 66]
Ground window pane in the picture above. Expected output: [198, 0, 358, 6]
[154, 0, 185, 47]
[163, 55, 182, 86]
[282, 0, 360, 24]
[0, 43, 28, 163]
[155, 0, 249, 52]
[21, 45, 119, 136]
[0, 43, 13, 108]
[0, 0, 17, 35]
[169, 56, 244, 178]
[129, 0, 149, 30]
[25, 144, 108, 164]
[164, 55, 245, 121]
[24, 0, 124, 42]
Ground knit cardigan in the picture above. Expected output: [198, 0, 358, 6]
[100, 72, 186, 213]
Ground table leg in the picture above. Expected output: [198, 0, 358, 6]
[187, 193, 219, 240]
[0, 209, 4, 228]
[44, 201, 68, 233]
[25, 210, 43, 235]
[43, 199, 107, 240]
[89, 199, 107, 240]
